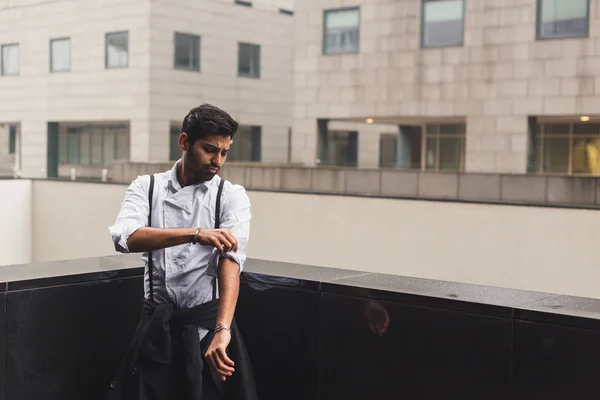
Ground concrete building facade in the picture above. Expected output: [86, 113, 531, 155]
[0, 0, 293, 178]
[292, 0, 600, 175]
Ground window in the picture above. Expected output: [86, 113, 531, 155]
[235, 0, 252, 6]
[50, 38, 71, 72]
[531, 121, 600, 175]
[1, 44, 19, 76]
[8, 125, 16, 154]
[537, 0, 589, 40]
[170, 123, 181, 161]
[422, 0, 465, 48]
[238, 43, 260, 78]
[174, 33, 200, 71]
[388, 124, 464, 171]
[105, 32, 129, 68]
[279, 9, 294, 16]
[323, 7, 360, 55]
[318, 130, 358, 167]
[228, 126, 261, 162]
[379, 134, 397, 168]
[425, 124, 464, 171]
[58, 123, 130, 165]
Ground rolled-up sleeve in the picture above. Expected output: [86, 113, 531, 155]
[208, 183, 251, 274]
[108, 175, 149, 253]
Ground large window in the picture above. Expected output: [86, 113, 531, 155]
[105, 32, 129, 69]
[379, 134, 397, 168]
[58, 123, 130, 165]
[8, 125, 16, 154]
[421, 0, 465, 48]
[228, 126, 261, 162]
[50, 38, 71, 72]
[1, 44, 19, 76]
[323, 7, 360, 55]
[174, 33, 200, 71]
[169, 123, 181, 161]
[532, 121, 600, 175]
[380, 123, 465, 171]
[238, 43, 260, 78]
[537, 0, 589, 40]
[318, 130, 358, 167]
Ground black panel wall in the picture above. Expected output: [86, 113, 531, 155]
[2, 264, 600, 400]
[6, 277, 143, 400]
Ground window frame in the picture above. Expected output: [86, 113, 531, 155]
[237, 42, 261, 79]
[105, 31, 129, 69]
[536, 0, 590, 40]
[235, 0, 252, 7]
[58, 122, 130, 166]
[423, 123, 466, 172]
[1, 43, 19, 76]
[533, 119, 600, 175]
[376, 121, 466, 172]
[173, 32, 201, 72]
[322, 6, 361, 56]
[8, 125, 16, 155]
[420, 0, 466, 49]
[50, 37, 71, 73]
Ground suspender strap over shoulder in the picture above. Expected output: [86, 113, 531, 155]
[148, 174, 155, 303]
[212, 178, 226, 299]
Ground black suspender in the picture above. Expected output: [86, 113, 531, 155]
[213, 179, 225, 300]
[146, 175, 226, 303]
[148, 174, 155, 303]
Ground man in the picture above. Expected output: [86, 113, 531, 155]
[106, 104, 257, 400]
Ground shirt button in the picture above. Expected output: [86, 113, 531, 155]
[110, 381, 117, 389]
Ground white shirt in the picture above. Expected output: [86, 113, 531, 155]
[108, 161, 251, 339]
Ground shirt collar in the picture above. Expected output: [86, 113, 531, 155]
[168, 160, 218, 192]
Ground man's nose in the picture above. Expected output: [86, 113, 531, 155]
[212, 154, 224, 167]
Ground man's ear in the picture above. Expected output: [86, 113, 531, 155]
[179, 132, 189, 152]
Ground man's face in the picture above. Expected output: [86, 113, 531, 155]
[180, 133, 231, 183]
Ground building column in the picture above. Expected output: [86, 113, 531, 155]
[465, 115, 528, 174]
[20, 121, 47, 178]
[397, 126, 413, 169]
[149, 119, 170, 162]
[129, 119, 151, 163]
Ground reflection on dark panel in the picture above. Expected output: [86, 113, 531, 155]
[0, 293, 6, 400]
[7, 277, 143, 400]
[513, 320, 600, 400]
[236, 278, 320, 400]
[320, 293, 511, 400]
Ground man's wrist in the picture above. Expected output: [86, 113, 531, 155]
[191, 227, 201, 244]
[215, 323, 231, 334]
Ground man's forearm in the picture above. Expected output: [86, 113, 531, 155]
[216, 257, 240, 328]
[127, 227, 196, 253]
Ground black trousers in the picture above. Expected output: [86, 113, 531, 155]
[168, 324, 222, 399]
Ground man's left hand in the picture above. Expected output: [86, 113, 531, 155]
[206, 330, 235, 381]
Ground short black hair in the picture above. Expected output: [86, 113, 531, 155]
[181, 104, 238, 144]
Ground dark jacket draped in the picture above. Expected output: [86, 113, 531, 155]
[105, 298, 258, 400]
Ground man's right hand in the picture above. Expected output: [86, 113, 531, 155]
[196, 228, 238, 254]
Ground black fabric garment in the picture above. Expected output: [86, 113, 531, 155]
[105, 299, 258, 400]
[106, 174, 258, 400]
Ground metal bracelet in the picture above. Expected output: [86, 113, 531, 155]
[215, 324, 231, 333]
[192, 228, 201, 245]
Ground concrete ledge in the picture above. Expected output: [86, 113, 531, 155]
[345, 170, 380, 195]
[418, 172, 459, 199]
[501, 175, 547, 203]
[110, 162, 600, 209]
[380, 170, 419, 197]
[458, 173, 501, 201]
[547, 177, 596, 205]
